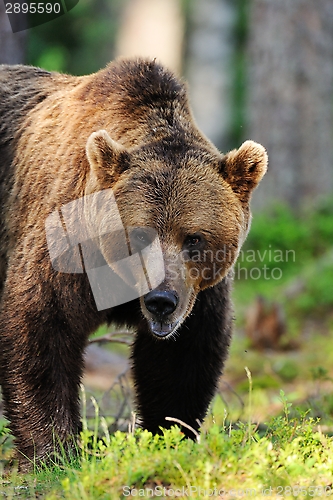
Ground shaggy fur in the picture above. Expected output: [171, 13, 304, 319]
[0, 58, 267, 469]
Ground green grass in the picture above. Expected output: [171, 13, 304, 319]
[2, 338, 333, 499]
[2, 384, 333, 499]
[55, 417, 333, 499]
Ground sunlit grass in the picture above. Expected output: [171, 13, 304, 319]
[0, 374, 333, 499]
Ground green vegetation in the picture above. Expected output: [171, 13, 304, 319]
[233, 198, 333, 318]
[47, 412, 333, 499]
[227, 197, 333, 423]
[28, 0, 122, 75]
[243, 200, 333, 272]
[2, 388, 333, 498]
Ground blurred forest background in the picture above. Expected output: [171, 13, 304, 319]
[1, 0, 333, 425]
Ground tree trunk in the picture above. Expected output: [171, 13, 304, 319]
[115, 0, 184, 75]
[248, 0, 333, 210]
[186, 0, 236, 151]
[0, 2, 27, 64]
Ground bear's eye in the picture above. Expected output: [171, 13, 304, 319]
[184, 233, 203, 248]
[129, 227, 155, 251]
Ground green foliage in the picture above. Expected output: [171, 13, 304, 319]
[28, 0, 123, 75]
[307, 198, 333, 254]
[22, 409, 333, 498]
[234, 198, 333, 317]
[237, 374, 280, 392]
[293, 259, 333, 316]
[240, 204, 310, 275]
[2, 384, 333, 498]
[311, 366, 330, 382]
[0, 418, 14, 465]
[0, 420, 10, 440]
[31, 393, 333, 499]
[241, 199, 333, 274]
[274, 359, 299, 382]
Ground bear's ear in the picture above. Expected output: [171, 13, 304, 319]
[86, 130, 130, 184]
[219, 141, 268, 202]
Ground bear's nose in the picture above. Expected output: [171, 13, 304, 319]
[144, 290, 179, 319]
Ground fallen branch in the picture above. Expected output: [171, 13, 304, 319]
[89, 331, 133, 346]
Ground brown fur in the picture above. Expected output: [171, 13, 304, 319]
[0, 58, 267, 469]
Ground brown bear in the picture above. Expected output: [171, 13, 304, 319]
[0, 58, 267, 469]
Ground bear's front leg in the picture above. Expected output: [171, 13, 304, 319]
[0, 261, 90, 470]
[131, 278, 232, 437]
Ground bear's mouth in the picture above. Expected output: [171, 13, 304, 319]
[148, 320, 180, 339]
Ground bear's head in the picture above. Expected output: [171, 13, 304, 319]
[85, 130, 267, 338]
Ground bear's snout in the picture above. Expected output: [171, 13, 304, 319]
[144, 290, 179, 320]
